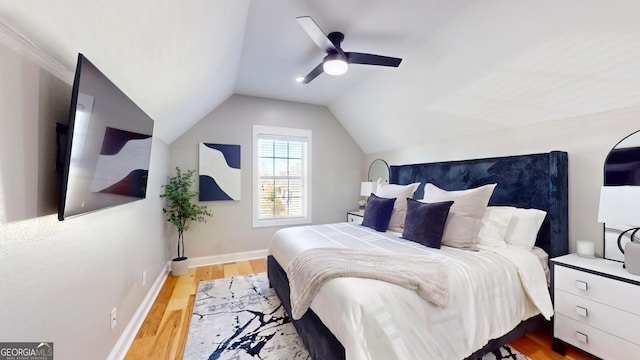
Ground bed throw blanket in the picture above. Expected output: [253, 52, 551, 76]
[287, 247, 449, 320]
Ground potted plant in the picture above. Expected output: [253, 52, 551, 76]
[160, 167, 212, 276]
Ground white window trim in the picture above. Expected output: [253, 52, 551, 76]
[252, 125, 312, 228]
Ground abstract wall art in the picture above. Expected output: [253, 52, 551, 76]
[199, 143, 241, 201]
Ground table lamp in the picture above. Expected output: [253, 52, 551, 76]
[359, 182, 376, 209]
[598, 186, 640, 274]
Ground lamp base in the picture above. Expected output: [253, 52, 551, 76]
[624, 242, 640, 275]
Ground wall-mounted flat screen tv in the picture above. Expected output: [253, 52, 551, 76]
[58, 53, 154, 221]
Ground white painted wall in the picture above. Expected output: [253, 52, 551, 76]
[169, 94, 365, 259]
[366, 106, 640, 257]
[0, 43, 169, 359]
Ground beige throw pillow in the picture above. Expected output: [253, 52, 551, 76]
[374, 179, 420, 233]
[422, 183, 496, 250]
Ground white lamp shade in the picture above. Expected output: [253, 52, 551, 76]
[360, 181, 376, 197]
[598, 186, 640, 226]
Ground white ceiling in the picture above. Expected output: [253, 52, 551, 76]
[1, 0, 639, 153]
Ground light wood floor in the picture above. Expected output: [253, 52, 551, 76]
[124, 259, 595, 360]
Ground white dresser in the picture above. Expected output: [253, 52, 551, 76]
[551, 254, 640, 360]
[347, 210, 364, 225]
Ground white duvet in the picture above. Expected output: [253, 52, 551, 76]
[269, 223, 553, 360]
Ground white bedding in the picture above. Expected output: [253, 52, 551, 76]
[269, 222, 552, 360]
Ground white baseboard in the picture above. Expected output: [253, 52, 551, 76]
[187, 249, 269, 268]
[106, 265, 169, 360]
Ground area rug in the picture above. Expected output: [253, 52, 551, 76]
[183, 273, 530, 360]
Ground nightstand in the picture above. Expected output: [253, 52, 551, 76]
[347, 210, 365, 225]
[551, 254, 640, 359]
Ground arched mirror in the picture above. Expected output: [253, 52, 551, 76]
[604, 130, 640, 186]
[368, 159, 389, 183]
[602, 129, 640, 262]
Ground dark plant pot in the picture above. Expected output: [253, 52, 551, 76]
[171, 256, 189, 276]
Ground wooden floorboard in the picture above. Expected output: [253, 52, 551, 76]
[124, 258, 597, 360]
[133, 275, 178, 340]
[175, 294, 195, 360]
[150, 309, 182, 360]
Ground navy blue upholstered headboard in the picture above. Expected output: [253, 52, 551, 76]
[389, 151, 569, 259]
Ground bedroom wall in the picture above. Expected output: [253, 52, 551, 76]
[0, 43, 169, 359]
[365, 105, 640, 257]
[169, 94, 364, 260]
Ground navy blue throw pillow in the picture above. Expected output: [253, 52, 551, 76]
[402, 198, 454, 249]
[361, 194, 396, 232]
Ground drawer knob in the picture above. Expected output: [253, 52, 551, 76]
[575, 280, 588, 291]
[575, 306, 588, 317]
[576, 331, 588, 344]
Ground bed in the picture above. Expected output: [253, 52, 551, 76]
[267, 151, 569, 360]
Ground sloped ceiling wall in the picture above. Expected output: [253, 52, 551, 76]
[1, 1, 639, 153]
[329, 1, 640, 153]
[0, 0, 250, 144]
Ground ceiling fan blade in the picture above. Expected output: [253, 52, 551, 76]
[347, 52, 402, 67]
[299, 63, 324, 84]
[296, 16, 336, 53]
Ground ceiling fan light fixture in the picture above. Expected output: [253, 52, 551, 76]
[323, 54, 348, 76]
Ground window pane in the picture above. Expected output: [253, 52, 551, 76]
[288, 197, 303, 216]
[259, 180, 275, 199]
[274, 158, 288, 176]
[289, 179, 302, 198]
[289, 159, 302, 176]
[289, 142, 302, 159]
[272, 194, 288, 216]
[259, 158, 274, 176]
[259, 139, 273, 158]
[274, 140, 288, 158]
[274, 179, 289, 197]
[259, 197, 274, 218]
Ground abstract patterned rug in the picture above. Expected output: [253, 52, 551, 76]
[183, 273, 530, 360]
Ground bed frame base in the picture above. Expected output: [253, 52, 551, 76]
[268, 255, 345, 360]
[268, 255, 546, 360]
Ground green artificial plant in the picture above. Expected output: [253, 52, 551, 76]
[160, 167, 212, 260]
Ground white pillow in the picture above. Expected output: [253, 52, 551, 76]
[423, 183, 496, 250]
[477, 206, 516, 247]
[374, 179, 420, 233]
[503, 207, 547, 249]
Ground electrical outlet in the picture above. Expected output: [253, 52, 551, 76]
[110, 307, 117, 332]
[142, 271, 147, 287]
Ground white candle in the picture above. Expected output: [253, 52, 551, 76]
[576, 240, 595, 258]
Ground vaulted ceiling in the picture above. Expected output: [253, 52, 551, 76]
[1, 0, 639, 154]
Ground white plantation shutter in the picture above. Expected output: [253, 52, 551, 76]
[253, 126, 311, 227]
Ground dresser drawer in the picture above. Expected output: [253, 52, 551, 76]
[555, 314, 640, 360]
[554, 266, 640, 315]
[555, 290, 640, 344]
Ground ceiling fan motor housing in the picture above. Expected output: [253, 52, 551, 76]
[327, 32, 345, 49]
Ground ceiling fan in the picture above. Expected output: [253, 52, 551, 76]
[296, 16, 403, 84]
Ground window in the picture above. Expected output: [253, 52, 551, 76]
[253, 125, 311, 227]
